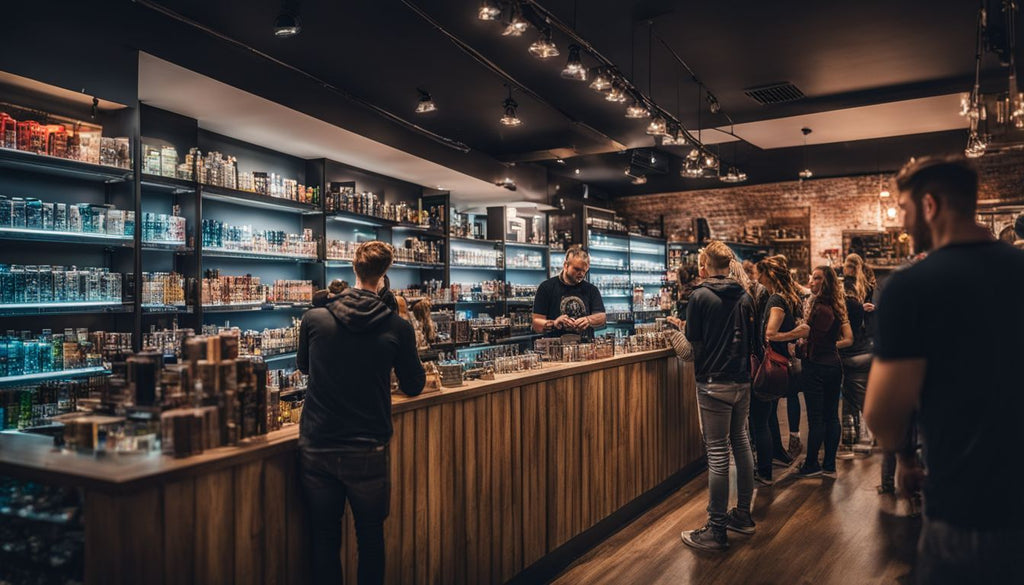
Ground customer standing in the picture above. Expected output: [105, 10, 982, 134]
[865, 156, 1024, 584]
[838, 264, 873, 459]
[794, 266, 853, 479]
[680, 241, 757, 552]
[297, 241, 426, 585]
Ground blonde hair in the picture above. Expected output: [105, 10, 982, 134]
[703, 240, 734, 271]
[411, 299, 436, 344]
[843, 253, 869, 303]
[394, 295, 410, 319]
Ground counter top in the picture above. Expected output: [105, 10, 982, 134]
[0, 349, 674, 492]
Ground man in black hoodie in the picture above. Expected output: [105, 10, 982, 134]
[297, 241, 424, 585]
[680, 241, 757, 552]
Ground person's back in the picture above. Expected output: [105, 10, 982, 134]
[299, 287, 424, 447]
[877, 240, 1024, 527]
[686, 276, 755, 382]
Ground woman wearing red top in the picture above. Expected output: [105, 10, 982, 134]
[794, 266, 853, 479]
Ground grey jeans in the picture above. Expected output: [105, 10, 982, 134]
[696, 381, 755, 529]
[917, 517, 1024, 584]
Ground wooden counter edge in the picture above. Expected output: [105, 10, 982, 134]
[0, 348, 677, 493]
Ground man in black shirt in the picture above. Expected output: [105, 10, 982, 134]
[298, 241, 425, 585]
[865, 156, 1024, 584]
[532, 245, 606, 338]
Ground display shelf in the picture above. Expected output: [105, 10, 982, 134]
[597, 293, 632, 299]
[0, 366, 110, 389]
[0, 226, 134, 247]
[450, 264, 502, 270]
[588, 244, 630, 253]
[140, 174, 196, 194]
[449, 236, 499, 247]
[391, 224, 446, 237]
[324, 259, 353, 268]
[279, 387, 305, 398]
[630, 268, 666, 274]
[586, 225, 630, 237]
[771, 238, 809, 243]
[0, 146, 131, 183]
[201, 185, 321, 215]
[140, 240, 189, 252]
[504, 241, 550, 249]
[391, 261, 445, 269]
[141, 304, 192, 314]
[504, 266, 547, 272]
[0, 505, 78, 526]
[260, 351, 298, 362]
[588, 264, 627, 271]
[327, 210, 391, 227]
[202, 248, 319, 263]
[629, 248, 665, 256]
[0, 301, 131, 317]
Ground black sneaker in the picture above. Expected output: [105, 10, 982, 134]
[773, 452, 795, 467]
[681, 523, 728, 552]
[794, 466, 823, 479]
[725, 508, 756, 535]
[754, 473, 774, 487]
[822, 469, 837, 479]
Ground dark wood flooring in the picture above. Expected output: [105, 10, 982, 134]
[552, 415, 921, 585]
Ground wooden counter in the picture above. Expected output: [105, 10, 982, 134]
[0, 349, 703, 585]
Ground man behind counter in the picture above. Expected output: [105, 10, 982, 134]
[532, 245, 607, 338]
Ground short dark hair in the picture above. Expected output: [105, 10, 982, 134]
[354, 241, 393, 282]
[896, 156, 979, 217]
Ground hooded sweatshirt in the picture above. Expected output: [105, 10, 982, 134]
[297, 287, 425, 447]
[685, 276, 756, 382]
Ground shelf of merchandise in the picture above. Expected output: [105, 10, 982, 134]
[0, 301, 132, 317]
[140, 240, 190, 252]
[450, 264, 502, 271]
[201, 185, 321, 215]
[261, 351, 298, 363]
[0, 366, 111, 389]
[201, 303, 312, 314]
[391, 261, 445, 269]
[0, 227, 134, 247]
[503, 266, 547, 272]
[324, 259, 353, 268]
[141, 304, 192, 314]
[202, 248, 319, 263]
[0, 147, 132, 183]
[139, 173, 197, 194]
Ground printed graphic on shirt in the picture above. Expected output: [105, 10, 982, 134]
[560, 295, 587, 318]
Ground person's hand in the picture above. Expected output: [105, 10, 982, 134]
[896, 455, 925, 500]
[553, 314, 574, 330]
[572, 316, 592, 331]
[666, 316, 684, 330]
[863, 302, 876, 312]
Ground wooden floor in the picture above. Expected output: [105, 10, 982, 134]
[552, 407, 921, 585]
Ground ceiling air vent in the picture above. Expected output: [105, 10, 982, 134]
[744, 82, 805, 105]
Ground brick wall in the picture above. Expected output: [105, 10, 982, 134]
[615, 150, 1024, 265]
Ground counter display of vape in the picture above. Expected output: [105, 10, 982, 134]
[0, 265, 123, 307]
[202, 221, 316, 258]
[204, 320, 300, 358]
[0, 378, 100, 431]
[0, 104, 127, 168]
[0, 196, 135, 237]
[0, 475, 84, 585]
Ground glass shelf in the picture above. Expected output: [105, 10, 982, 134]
[630, 248, 665, 256]
[390, 224, 446, 237]
[201, 185, 321, 215]
[449, 236, 500, 247]
[140, 174, 196, 194]
[0, 147, 131, 183]
[141, 304, 192, 314]
[588, 244, 630, 253]
[0, 366, 110, 389]
[450, 264, 502, 270]
[203, 248, 319, 263]
[391, 261, 445, 269]
[260, 351, 297, 362]
[202, 303, 312, 313]
[0, 301, 130, 317]
[324, 260, 353, 268]
[141, 240, 189, 252]
[503, 241, 549, 249]
[505, 266, 547, 272]
[328, 210, 390, 227]
[0, 226, 134, 247]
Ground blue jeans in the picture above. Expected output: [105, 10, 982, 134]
[301, 444, 390, 585]
[696, 381, 755, 529]
[802, 361, 842, 472]
[917, 517, 1024, 584]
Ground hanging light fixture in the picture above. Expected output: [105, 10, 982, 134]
[625, 100, 649, 119]
[589, 68, 612, 91]
[681, 148, 703, 178]
[646, 115, 667, 136]
[631, 174, 648, 185]
[798, 127, 813, 180]
[701, 151, 720, 175]
[661, 125, 682, 145]
[273, 0, 302, 37]
[478, 0, 501, 21]
[500, 86, 522, 126]
[528, 28, 560, 59]
[960, 5, 989, 158]
[502, 6, 529, 37]
[605, 82, 628, 103]
[415, 89, 437, 114]
[719, 166, 747, 183]
[561, 44, 587, 81]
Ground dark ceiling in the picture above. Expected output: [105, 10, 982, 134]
[129, 0, 1018, 197]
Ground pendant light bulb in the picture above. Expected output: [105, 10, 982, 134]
[478, 0, 501, 21]
[720, 166, 747, 183]
[631, 174, 648, 185]
[528, 29, 560, 59]
[605, 83, 627, 103]
[589, 69, 612, 92]
[645, 115, 667, 136]
[964, 131, 987, 158]
[625, 101, 650, 119]
[415, 89, 437, 114]
[273, 1, 302, 38]
[500, 87, 522, 127]
[561, 45, 587, 81]
[503, 15, 529, 36]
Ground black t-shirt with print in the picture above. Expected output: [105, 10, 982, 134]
[875, 240, 1024, 529]
[532, 275, 606, 338]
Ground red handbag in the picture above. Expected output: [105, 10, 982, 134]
[751, 342, 791, 400]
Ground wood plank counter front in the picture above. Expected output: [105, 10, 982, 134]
[0, 349, 703, 585]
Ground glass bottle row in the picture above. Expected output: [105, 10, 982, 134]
[0, 196, 134, 237]
[0, 328, 118, 377]
[0, 265, 123, 305]
[203, 220, 316, 258]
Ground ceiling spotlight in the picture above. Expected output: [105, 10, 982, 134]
[799, 169, 813, 180]
[415, 89, 436, 114]
[502, 4, 529, 37]
[798, 127, 813, 180]
[561, 44, 587, 81]
[645, 115, 667, 136]
[879, 189, 890, 198]
[702, 152, 719, 173]
[720, 166, 747, 183]
[528, 28, 559, 59]
[496, 177, 518, 191]
[625, 100, 650, 119]
[605, 83, 627, 103]
[573, 168, 581, 175]
[500, 86, 522, 126]
[273, 1, 302, 37]
[478, 0, 501, 20]
[589, 69, 612, 92]
[706, 92, 721, 114]
[682, 149, 703, 178]
[555, 158, 566, 164]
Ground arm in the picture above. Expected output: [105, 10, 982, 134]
[296, 314, 310, 375]
[764, 306, 809, 342]
[836, 321, 854, 349]
[863, 358, 925, 452]
[394, 321, 426, 397]
[575, 312, 606, 331]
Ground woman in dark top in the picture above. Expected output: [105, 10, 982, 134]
[839, 273, 874, 460]
[795, 266, 853, 479]
[747, 256, 805, 483]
